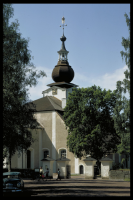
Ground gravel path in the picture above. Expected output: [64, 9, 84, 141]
[23, 176, 130, 197]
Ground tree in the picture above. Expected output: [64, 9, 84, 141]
[63, 86, 120, 162]
[3, 4, 46, 171]
[113, 13, 130, 167]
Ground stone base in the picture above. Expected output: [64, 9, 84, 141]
[101, 177, 109, 179]
[53, 173, 58, 179]
[109, 170, 130, 180]
[125, 174, 130, 179]
[53, 174, 68, 179]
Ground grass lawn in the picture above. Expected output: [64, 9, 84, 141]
[118, 169, 130, 171]
[124, 178, 130, 181]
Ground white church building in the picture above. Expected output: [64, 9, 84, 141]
[3, 17, 130, 178]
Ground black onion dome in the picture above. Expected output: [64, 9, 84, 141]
[52, 61, 74, 83]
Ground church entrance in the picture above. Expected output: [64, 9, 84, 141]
[79, 165, 84, 174]
[27, 150, 31, 169]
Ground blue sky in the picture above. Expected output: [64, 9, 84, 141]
[9, 4, 130, 101]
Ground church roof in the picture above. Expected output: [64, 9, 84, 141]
[47, 82, 78, 88]
[56, 157, 70, 161]
[31, 96, 63, 112]
[41, 157, 55, 161]
[83, 157, 97, 161]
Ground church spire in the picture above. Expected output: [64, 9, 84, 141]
[58, 16, 69, 61]
[52, 16, 74, 83]
[60, 16, 67, 35]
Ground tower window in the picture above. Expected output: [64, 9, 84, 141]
[61, 150, 66, 158]
[44, 150, 49, 158]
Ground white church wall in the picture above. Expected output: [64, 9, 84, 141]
[28, 128, 40, 169]
[56, 112, 76, 174]
[17, 150, 27, 169]
[43, 87, 67, 102]
[62, 98, 66, 108]
[35, 111, 52, 151]
[18, 152, 22, 169]
[3, 157, 8, 168]
[56, 113, 68, 151]
[28, 147, 34, 169]
[8, 151, 18, 168]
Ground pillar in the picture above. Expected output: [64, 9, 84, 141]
[75, 157, 79, 174]
[52, 111, 56, 173]
[39, 130, 43, 167]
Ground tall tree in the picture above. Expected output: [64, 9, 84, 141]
[63, 86, 120, 162]
[113, 13, 130, 167]
[3, 4, 46, 171]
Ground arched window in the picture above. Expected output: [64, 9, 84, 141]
[44, 150, 49, 158]
[27, 150, 31, 169]
[61, 150, 66, 158]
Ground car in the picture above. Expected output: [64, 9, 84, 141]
[3, 172, 24, 196]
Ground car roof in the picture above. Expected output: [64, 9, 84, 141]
[3, 172, 21, 176]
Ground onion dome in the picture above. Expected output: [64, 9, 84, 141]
[52, 17, 74, 83]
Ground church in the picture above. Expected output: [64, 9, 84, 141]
[3, 17, 130, 177]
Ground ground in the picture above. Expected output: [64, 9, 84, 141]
[22, 175, 130, 197]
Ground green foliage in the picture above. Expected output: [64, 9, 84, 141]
[63, 86, 120, 160]
[113, 13, 130, 163]
[124, 178, 130, 181]
[3, 4, 46, 170]
[112, 162, 124, 170]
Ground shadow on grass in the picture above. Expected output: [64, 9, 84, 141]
[24, 187, 130, 197]
[20, 179, 130, 197]
[25, 179, 130, 185]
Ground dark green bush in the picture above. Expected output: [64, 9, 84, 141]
[3, 168, 37, 178]
[112, 162, 124, 170]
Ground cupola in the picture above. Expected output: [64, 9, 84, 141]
[52, 16, 74, 83]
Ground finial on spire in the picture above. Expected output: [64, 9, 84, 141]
[60, 16, 67, 34]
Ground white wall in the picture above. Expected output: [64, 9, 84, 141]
[43, 87, 66, 101]
[85, 162, 92, 176]
[3, 157, 8, 168]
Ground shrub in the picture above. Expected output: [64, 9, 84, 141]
[112, 162, 124, 170]
[3, 168, 36, 178]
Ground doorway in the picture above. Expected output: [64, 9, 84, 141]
[80, 165, 84, 174]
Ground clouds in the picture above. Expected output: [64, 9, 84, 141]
[27, 65, 129, 101]
[75, 65, 128, 91]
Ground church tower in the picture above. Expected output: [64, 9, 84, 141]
[42, 16, 78, 108]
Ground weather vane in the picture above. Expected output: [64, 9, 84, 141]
[60, 16, 67, 34]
